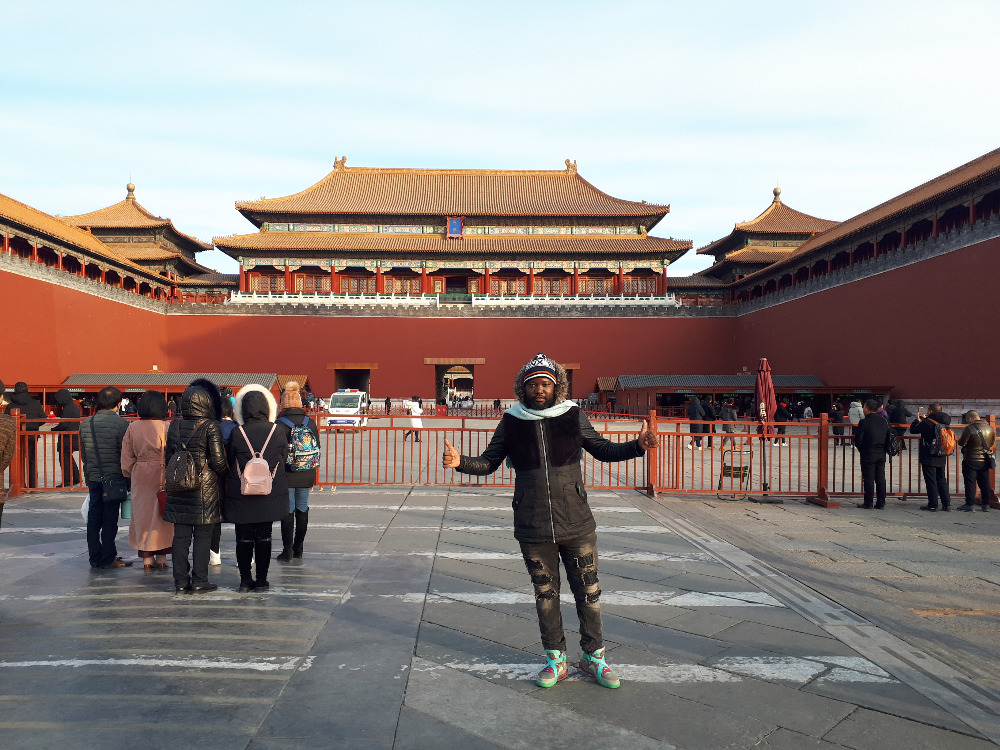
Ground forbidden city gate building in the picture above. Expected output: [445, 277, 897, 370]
[215, 159, 691, 301]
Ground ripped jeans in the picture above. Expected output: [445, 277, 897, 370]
[519, 532, 603, 655]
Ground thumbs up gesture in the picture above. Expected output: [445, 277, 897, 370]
[638, 420, 658, 450]
[442, 438, 461, 469]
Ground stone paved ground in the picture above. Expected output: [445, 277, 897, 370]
[0, 488, 998, 749]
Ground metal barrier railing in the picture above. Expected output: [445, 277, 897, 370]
[5, 411, 996, 507]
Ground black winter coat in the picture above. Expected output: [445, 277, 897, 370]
[458, 406, 644, 544]
[5, 392, 45, 431]
[163, 388, 226, 526]
[224, 418, 289, 524]
[79, 410, 129, 482]
[53, 389, 81, 433]
[687, 398, 706, 434]
[277, 407, 321, 488]
[853, 413, 891, 462]
[909, 411, 953, 468]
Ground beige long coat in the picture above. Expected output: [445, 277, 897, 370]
[121, 419, 174, 552]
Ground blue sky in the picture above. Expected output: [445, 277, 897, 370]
[2, 0, 998, 276]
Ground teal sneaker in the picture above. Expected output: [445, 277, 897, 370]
[579, 647, 620, 688]
[536, 650, 568, 688]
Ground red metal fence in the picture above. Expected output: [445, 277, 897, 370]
[5, 411, 997, 508]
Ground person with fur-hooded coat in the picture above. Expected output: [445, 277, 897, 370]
[225, 384, 289, 593]
[164, 382, 226, 594]
[442, 353, 658, 691]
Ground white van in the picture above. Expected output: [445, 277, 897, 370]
[326, 389, 368, 428]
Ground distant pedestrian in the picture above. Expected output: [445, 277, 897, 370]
[774, 401, 790, 446]
[687, 396, 705, 449]
[853, 399, 891, 509]
[702, 398, 717, 448]
[887, 400, 912, 451]
[910, 404, 953, 512]
[719, 401, 738, 448]
[121, 391, 173, 571]
[829, 402, 845, 443]
[79, 387, 131, 569]
[53, 388, 82, 487]
[957, 410, 995, 512]
[385, 396, 392, 414]
[276, 381, 320, 562]
[403, 396, 423, 442]
[848, 399, 864, 427]
[0, 381, 16, 527]
[4, 382, 45, 488]
[802, 404, 814, 420]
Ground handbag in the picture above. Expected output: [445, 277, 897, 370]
[971, 423, 996, 469]
[88, 418, 129, 503]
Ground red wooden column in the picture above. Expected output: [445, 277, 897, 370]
[3, 232, 9, 254]
[483, 267, 490, 294]
[239, 265, 246, 293]
[375, 266, 384, 293]
[572, 268, 579, 295]
[100, 267, 106, 283]
[57, 252, 64, 271]
[528, 268, 535, 296]
[284, 264, 292, 293]
[660, 268, 668, 295]
[932, 213, 939, 237]
[617, 267, 624, 295]
[970, 198, 976, 225]
[421, 267, 428, 293]
[31, 242, 38, 262]
[330, 266, 337, 294]
[900, 226, 908, 248]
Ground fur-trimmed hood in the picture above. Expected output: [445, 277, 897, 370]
[234, 384, 277, 425]
[513, 355, 569, 404]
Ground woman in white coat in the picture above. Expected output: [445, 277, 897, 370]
[402, 396, 423, 442]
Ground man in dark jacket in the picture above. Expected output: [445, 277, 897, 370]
[887, 400, 912, 451]
[53, 389, 82, 487]
[957, 410, 995, 512]
[442, 353, 657, 690]
[702, 398, 717, 448]
[79, 386, 131, 569]
[853, 399, 891, 509]
[4, 382, 46, 488]
[687, 396, 705, 449]
[909, 404, 953, 511]
[164, 384, 227, 593]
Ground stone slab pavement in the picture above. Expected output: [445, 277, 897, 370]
[0, 487, 998, 749]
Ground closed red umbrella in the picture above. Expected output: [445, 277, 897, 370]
[754, 358, 777, 438]
[754, 358, 778, 495]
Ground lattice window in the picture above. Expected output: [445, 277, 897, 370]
[295, 275, 332, 293]
[490, 277, 526, 295]
[535, 277, 570, 295]
[468, 278, 480, 294]
[341, 276, 377, 294]
[251, 275, 285, 293]
[578, 276, 614, 295]
[622, 276, 658, 295]
[386, 277, 421, 294]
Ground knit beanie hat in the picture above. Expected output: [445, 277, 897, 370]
[281, 381, 303, 409]
[521, 353, 557, 384]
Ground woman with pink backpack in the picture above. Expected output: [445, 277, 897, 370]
[224, 385, 289, 593]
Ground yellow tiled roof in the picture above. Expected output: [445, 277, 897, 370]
[235, 161, 672, 222]
[1, 192, 116, 258]
[214, 232, 691, 260]
[61, 185, 212, 251]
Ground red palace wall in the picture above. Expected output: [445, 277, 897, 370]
[735, 236, 1000, 399]
[1, 270, 167, 385]
[164, 315, 736, 399]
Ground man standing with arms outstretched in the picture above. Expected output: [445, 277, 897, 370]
[442, 353, 658, 689]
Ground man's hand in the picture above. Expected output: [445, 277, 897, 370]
[442, 438, 461, 469]
[638, 420, 658, 450]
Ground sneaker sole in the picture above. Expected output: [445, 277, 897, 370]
[578, 661, 620, 689]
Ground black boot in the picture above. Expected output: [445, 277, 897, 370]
[292, 510, 309, 558]
[236, 539, 255, 591]
[254, 538, 272, 589]
[276, 515, 294, 561]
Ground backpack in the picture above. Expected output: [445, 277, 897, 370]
[164, 421, 205, 493]
[278, 416, 320, 471]
[236, 424, 278, 495]
[927, 421, 956, 456]
[884, 420, 900, 457]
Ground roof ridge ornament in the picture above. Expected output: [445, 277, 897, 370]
[126, 183, 136, 201]
[772, 186, 782, 204]
[334, 156, 347, 171]
[564, 159, 577, 174]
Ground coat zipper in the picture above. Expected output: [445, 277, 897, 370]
[537, 420, 555, 542]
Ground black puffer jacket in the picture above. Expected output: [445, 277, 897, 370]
[53, 389, 81, 433]
[224, 386, 289, 524]
[163, 386, 226, 526]
[277, 407, 320, 488]
[4, 389, 45, 431]
[458, 406, 644, 544]
[79, 410, 129, 482]
[909, 411, 953, 468]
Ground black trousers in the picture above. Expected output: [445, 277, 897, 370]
[519, 532, 603, 655]
[860, 459, 886, 508]
[173, 523, 213, 588]
[235, 521, 273, 583]
[962, 461, 993, 506]
[922, 464, 951, 509]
